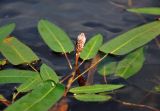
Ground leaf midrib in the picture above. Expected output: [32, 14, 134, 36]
[5, 39, 27, 63]
[41, 21, 66, 53]
[110, 23, 160, 54]
[83, 37, 98, 60]
[23, 86, 54, 111]
[18, 76, 41, 92]
[120, 52, 141, 76]
[71, 85, 121, 93]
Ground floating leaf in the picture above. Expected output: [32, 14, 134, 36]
[70, 84, 124, 94]
[115, 47, 145, 79]
[17, 74, 42, 92]
[80, 34, 103, 60]
[100, 21, 160, 55]
[98, 62, 117, 76]
[0, 69, 38, 83]
[40, 64, 59, 83]
[74, 94, 111, 102]
[0, 37, 39, 65]
[5, 82, 65, 111]
[0, 23, 15, 42]
[127, 7, 160, 15]
[38, 19, 74, 53]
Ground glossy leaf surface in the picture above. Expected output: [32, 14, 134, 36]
[0, 37, 39, 65]
[38, 19, 74, 53]
[100, 21, 160, 55]
[80, 34, 103, 60]
[70, 84, 124, 94]
[74, 94, 111, 102]
[17, 74, 42, 92]
[115, 48, 145, 79]
[0, 69, 38, 83]
[5, 82, 65, 111]
[40, 64, 59, 83]
[0, 23, 15, 42]
[127, 7, 160, 15]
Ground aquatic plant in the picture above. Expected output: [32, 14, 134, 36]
[0, 18, 159, 111]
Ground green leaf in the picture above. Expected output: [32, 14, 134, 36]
[5, 82, 65, 111]
[80, 34, 103, 60]
[100, 21, 160, 55]
[115, 47, 145, 79]
[0, 23, 15, 42]
[40, 64, 59, 83]
[127, 7, 160, 15]
[0, 94, 5, 99]
[0, 37, 39, 65]
[17, 74, 42, 92]
[0, 59, 7, 66]
[70, 84, 124, 94]
[98, 62, 117, 76]
[38, 19, 74, 53]
[74, 94, 111, 102]
[154, 85, 160, 93]
[0, 69, 38, 83]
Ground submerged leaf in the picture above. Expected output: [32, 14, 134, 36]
[127, 7, 160, 15]
[38, 19, 74, 53]
[70, 84, 124, 94]
[98, 62, 117, 76]
[154, 85, 160, 93]
[0, 69, 38, 83]
[17, 74, 42, 92]
[0, 37, 39, 65]
[0, 23, 15, 42]
[5, 82, 65, 111]
[100, 21, 160, 55]
[74, 94, 111, 102]
[80, 34, 103, 60]
[40, 64, 59, 83]
[115, 47, 145, 79]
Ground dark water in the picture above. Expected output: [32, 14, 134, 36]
[0, 0, 160, 111]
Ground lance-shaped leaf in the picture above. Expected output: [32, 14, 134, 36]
[17, 74, 42, 92]
[70, 84, 124, 94]
[0, 37, 39, 65]
[127, 7, 160, 15]
[38, 19, 74, 53]
[0, 23, 15, 42]
[98, 62, 117, 76]
[100, 21, 160, 55]
[0, 69, 38, 83]
[80, 34, 103, 60]
[40, 64, 59, 83]
[5, 82, 65, 111]
[74, 94, 111, 102]
[115, 47, 145, 79]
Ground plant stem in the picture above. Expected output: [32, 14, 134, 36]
[64, 53, 72, 70]
[12, 92, 19, 103]
[60, 74, 72, 83]
[113, 98, 160, 111]
[28, 63, 38, 72]
[72, 54, 108, 82]
[64, 53, 80, 96]
[0, 99, 11, 106]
